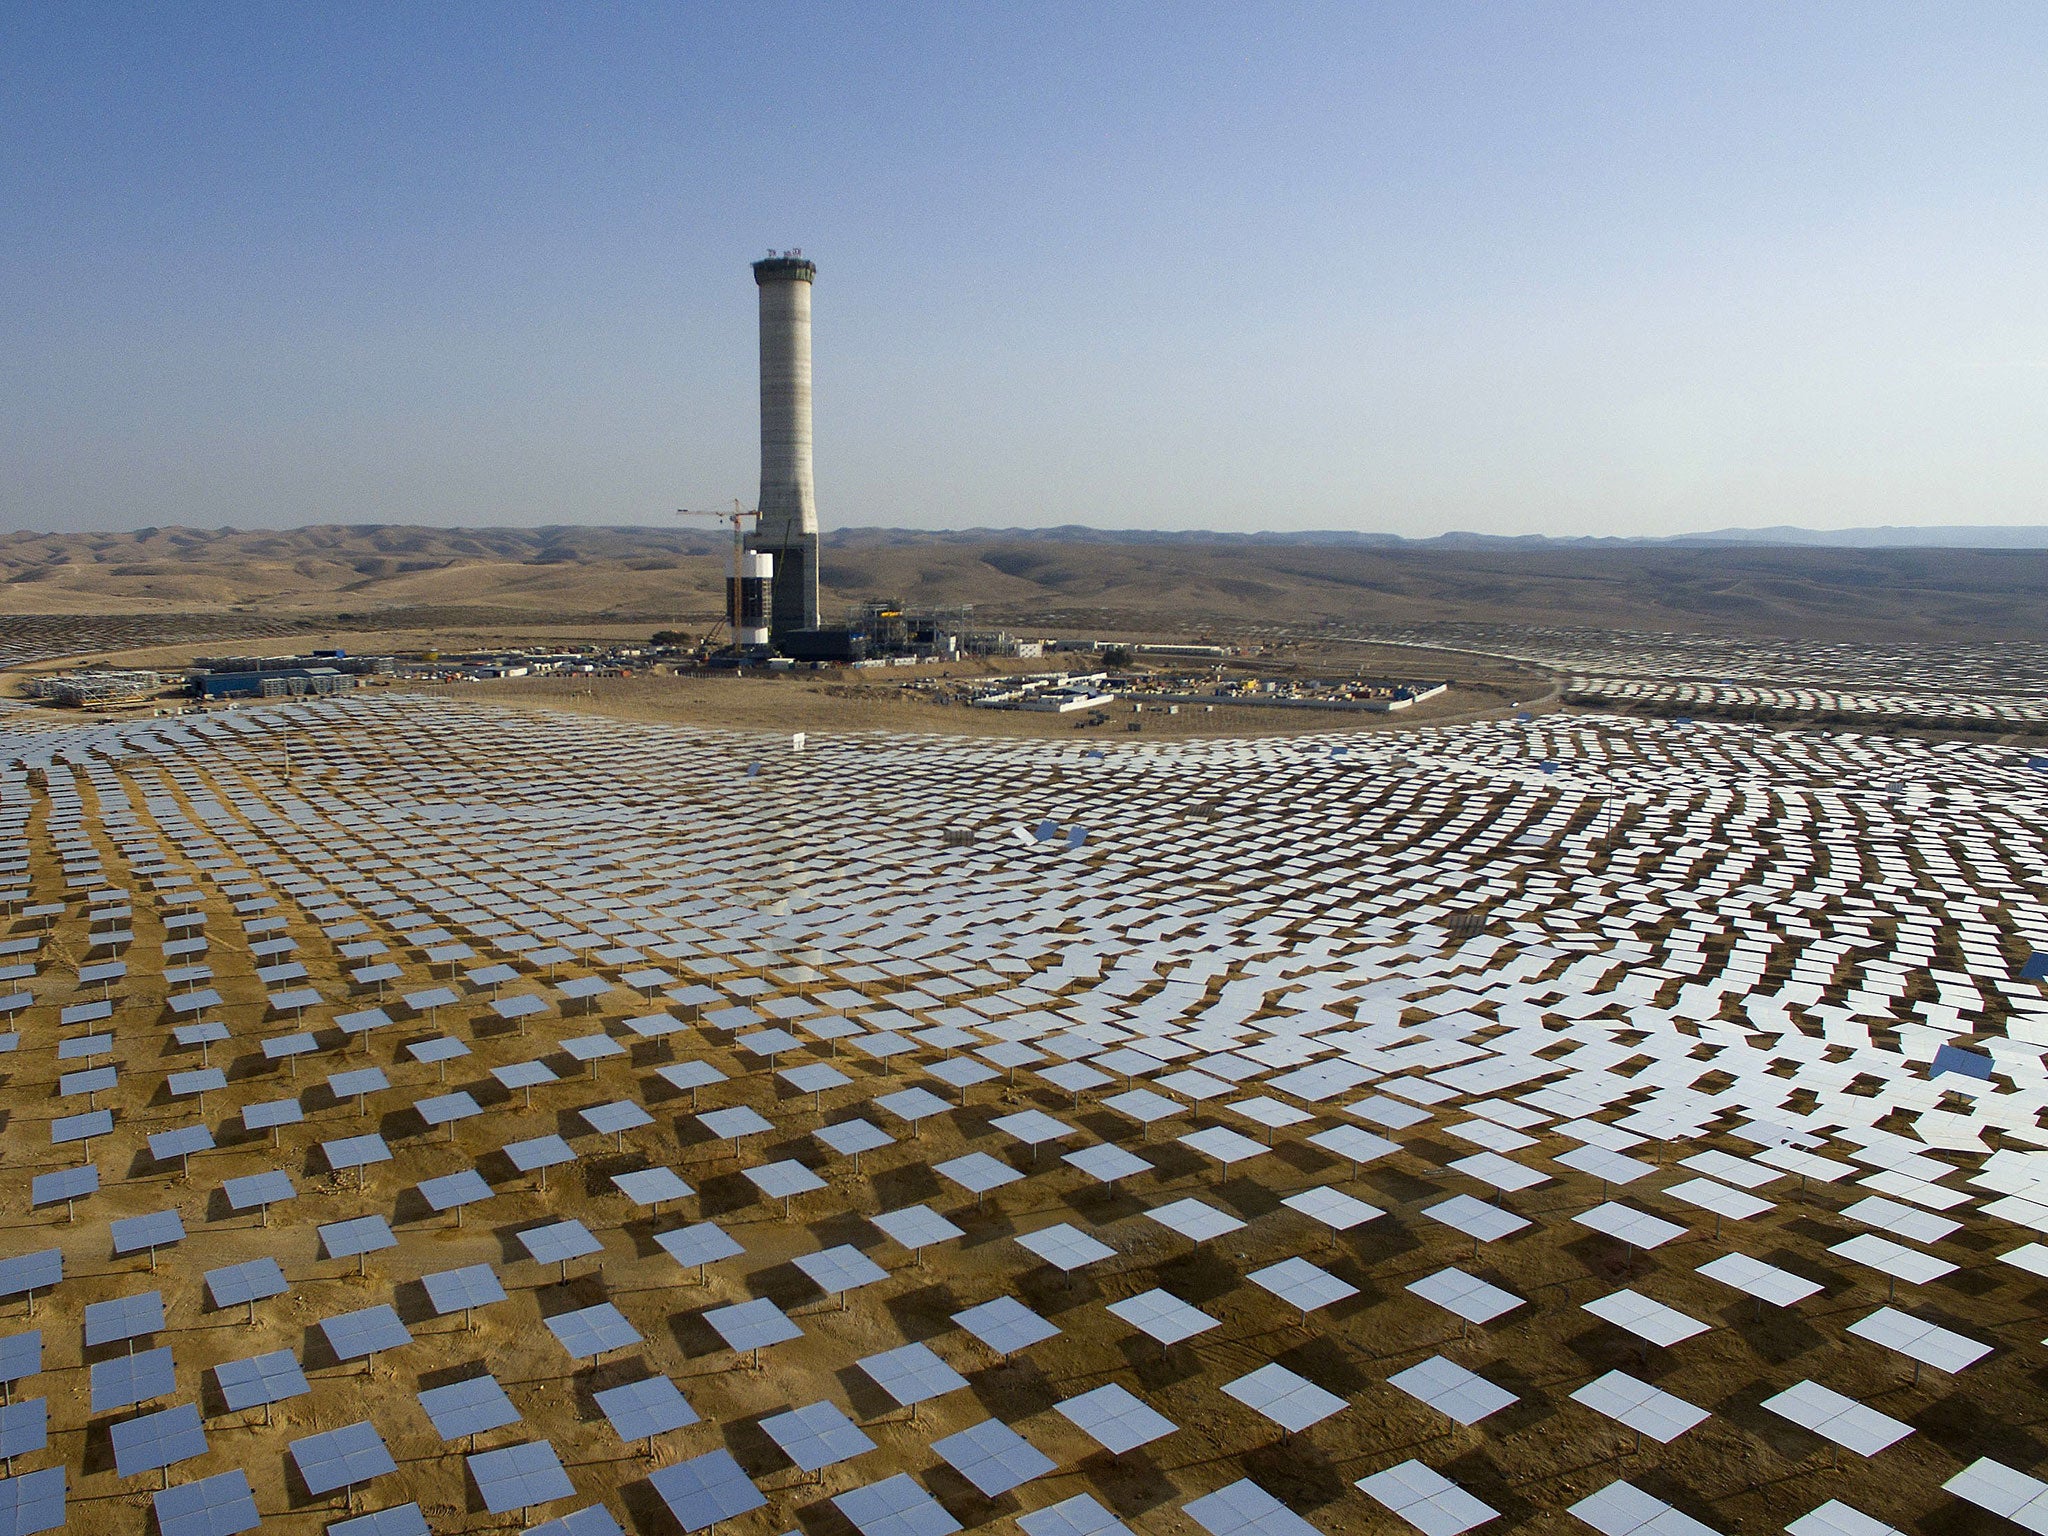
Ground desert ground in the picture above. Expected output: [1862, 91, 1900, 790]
[415, 648, 1539, 744]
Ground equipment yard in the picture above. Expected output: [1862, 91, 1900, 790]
[0, 689, 2042, 1534]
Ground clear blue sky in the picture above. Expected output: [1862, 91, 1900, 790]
[4, 3, 2046, 537]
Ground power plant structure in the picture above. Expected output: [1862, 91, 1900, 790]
[675, 252, 972, 666]
[749, 252, 821, 642]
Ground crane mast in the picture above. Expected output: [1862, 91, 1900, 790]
[676, 502, 771, 650]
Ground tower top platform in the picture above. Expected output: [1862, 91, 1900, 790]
[753, 255, 816, 284]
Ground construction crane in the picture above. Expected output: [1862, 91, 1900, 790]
[677, 501, 759, 649]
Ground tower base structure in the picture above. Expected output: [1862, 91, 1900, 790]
[747, 529, 819, 645]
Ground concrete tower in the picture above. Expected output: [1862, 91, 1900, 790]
[749, 253, 820, 639]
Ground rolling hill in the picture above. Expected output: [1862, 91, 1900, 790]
[0, 524, 2042, 641]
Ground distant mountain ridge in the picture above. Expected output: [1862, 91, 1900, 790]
[1666, 524, 2048, 549]
[827, 523, 2048, 550]
[5, 521, 2044, 551]
[0, 522, 2040, 640]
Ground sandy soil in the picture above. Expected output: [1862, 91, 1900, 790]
[5, 622, 1551, 742]
[419, 670, 1531, 744]
[4, 624, 670, 680]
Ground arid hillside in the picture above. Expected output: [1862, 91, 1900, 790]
[0, 525, 731, 618]
[0, 524, 2042, 640]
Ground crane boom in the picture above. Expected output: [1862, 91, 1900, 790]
[676, 501, 761, 648]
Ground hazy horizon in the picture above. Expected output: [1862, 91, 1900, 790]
[6, 4, 2047, 538]
[7, 518, 2048, 552]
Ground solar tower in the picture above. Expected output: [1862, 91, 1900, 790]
[750, 251, 821, 641]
